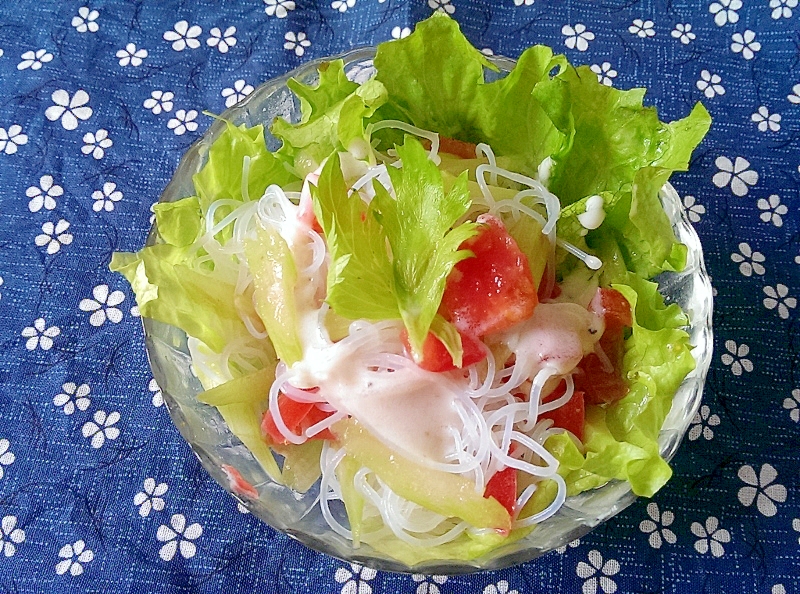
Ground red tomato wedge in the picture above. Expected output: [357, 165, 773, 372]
[441, 214, 538, 337]
[589, 287, 633, 331]
[262, 392, 335, 445]
[483, 466, 517, 517]
[574, 288, 632, 405]
[539, 382, 586, 442]
[439, 137, 478, 159]
[221, 464, 259, 499]
[401, 329, 486, 372]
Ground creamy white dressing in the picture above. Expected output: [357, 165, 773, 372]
[577, 194, 606, 231]
[493, 302, 603, 379]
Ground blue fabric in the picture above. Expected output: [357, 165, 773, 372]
[1, 1, 798, 592]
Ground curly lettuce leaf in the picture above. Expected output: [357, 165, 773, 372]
[373, 15, 565, 174]
[194, 120, 298, 212]
[110, 244, 252, 353]
[546, 275, 695, 497]
[373, 14, 495, 140]
[534, 67, 709, 275]
[272, 61, 388, 177]
[373, 137, 477, 355]
[153, 197, 202, 247]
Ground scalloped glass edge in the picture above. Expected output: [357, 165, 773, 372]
[141, 47, 714, 574]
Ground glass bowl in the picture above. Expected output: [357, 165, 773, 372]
[142, 47, 714, 574]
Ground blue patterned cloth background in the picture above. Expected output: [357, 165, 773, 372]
[1, 1, 799, 592]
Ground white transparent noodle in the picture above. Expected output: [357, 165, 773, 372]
[366, 119, 441, 165]
[513, 474, 567, 528]
[475, 142, 498, 185]
[319, 444, 353, 540]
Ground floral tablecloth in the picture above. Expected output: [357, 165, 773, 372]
[1, 1, 798, 592]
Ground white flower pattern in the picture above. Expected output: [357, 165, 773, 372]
[156, 514, 203, 561]
[783, 389, 800, 423]
[770, 0, 797, 19]
[221, 79, 254, 108]
[691, 516, 730, 556]
[639, 502, 677, 548]
[143, 90, 174, 114]
[81, 129, 113, 159]
[751, 106, 781, 132]
[167, 109, 199, 135]
[134, 478, 168, 517]
[164, 21, 202, 51]
[721, 339, 753, 376]
[35, 220, 73, 254]
[689, 405, 720, 440]
[731, 242, 765, 276]
[590, 62, 617, 86]
[0, 125, 28, 154]
[27, 175, 63, 212]
[712, 156, 757, 196]
[334, 563, 377, 594]
[757, 195, 787, 227]
[428, 0, 454, 15]
[671, 23, 695, 44]
[576, 550, 620, 594]
[17, 48, 53, 70]
[21, 318, 61, 351]
[116, 43, 148, 66]
[55, 540, 94, 576]
[92, 181, 123, 212]
[72, 7, 99, 33]
[284, 32, 311, 56]
[391, 26, 411, 40]
[411, 574, 447, 594]
[207, 26, 237, 53]
[738, 464, 787, 516]
[730, 30, 760, 60]
[82, 410, 121, 448]
[0, 439, 14, 480]
[45, 90, 93, 130]
[0, 516, 25, 557]
[333, 0, 357, 12]
[697, 70, 725, 98]
[264, 0, 295, 18]
[149, 378, 164, 407]
[53, 382, 91, 415]
[629, 19, 655, 38]
[709, 0, 742, 26]
[562, 23, 595, 52]
[763, 285, 796, 319]
[79, 284, 125, 326]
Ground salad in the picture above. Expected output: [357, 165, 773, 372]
[112, 14, 711, 564]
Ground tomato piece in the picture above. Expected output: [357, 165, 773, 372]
[439, 137, 478, 160]
[483, 466, 517, 517]
[303, 405, 336, 441]
[574, 348, 629, 405]
[221, 464, 259, 499]
[589, 288, 632, 332]
[262, 393, 334, 445]
[441, 214, 538, 337]
[574, 288, 633, 405]
[401, 329, 486, 372]
[540, 384, 586, 442]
